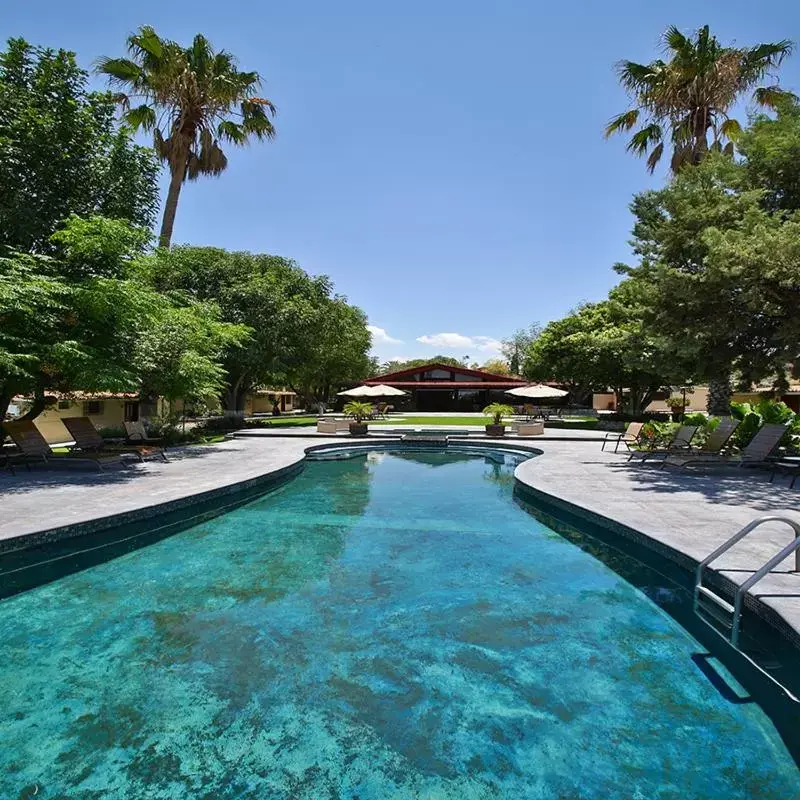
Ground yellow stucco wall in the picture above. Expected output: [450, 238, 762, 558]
[34, 399, 131, 444]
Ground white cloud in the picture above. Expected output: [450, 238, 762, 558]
[367, 325, 403, 345]
[416, 332, 502, 353]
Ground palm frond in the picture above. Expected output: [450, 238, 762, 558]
[743, 40, 794, 73]
[723, 141, 735, 157]
[662, 25, 692, 57]
[604, 109, 639, 138]
[670, 143, 694, 172]
[95, 56, 142, 85]
[123, 104, 157, 132]
[626, 123, 662, 156]
[615, 60, 662, 93]
[719, 118, 742, 141]
[754, 85, 799, 108]
[645, 141, 664, 173]
[217, 120, 248, 145]
[128, 25, 164, 60]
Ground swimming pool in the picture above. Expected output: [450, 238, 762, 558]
[1, 448, 798, 798]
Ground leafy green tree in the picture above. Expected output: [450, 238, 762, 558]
[738, 99, 800, 212]
[98, 26, 276, 247]
[135, 303, 249, 412]
[0, 38, 159, 253]
[479, 358, 511, 376]
[0, 217, 243, 426]
[136, 246, 371, 411]
[523, 288, 673, 413]
[377, 356, 467, 374]
[284, 298, 372, 404]
[501, 324, 541, 375]
[618, 149, 800, 413]
[606, 25, 793, 172]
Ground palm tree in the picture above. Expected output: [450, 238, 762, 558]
[98, 26, 276, 247]
[605, 25, 794, 173]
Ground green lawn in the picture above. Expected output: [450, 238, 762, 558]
[372, 415, 599, 427]
[245, 416, 318, 428]
[372, 416, 499, 426]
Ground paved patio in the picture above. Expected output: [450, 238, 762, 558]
[516, 441, 800, 637]
[0, 437, 338, 543]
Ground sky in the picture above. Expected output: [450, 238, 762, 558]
[4, 1, 800, 365]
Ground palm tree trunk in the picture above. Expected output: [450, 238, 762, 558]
[159, 160, 187, 248]
[706, 374, 732, 416]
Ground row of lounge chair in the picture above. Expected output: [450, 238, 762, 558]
[1, 418, 167, 474]
[602, 419, 791, 471]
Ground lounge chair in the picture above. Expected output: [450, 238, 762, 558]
[628, 424, 699, 463]
[62, 417, 167, 463]
[658, 418, 740, 468]
[124, 420, 163, 443]
[664, 422, 788, 470]
[601, 421, 644, 453]
[3, 420, 122, 471]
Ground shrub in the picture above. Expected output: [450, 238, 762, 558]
[730, 399, 795, 448]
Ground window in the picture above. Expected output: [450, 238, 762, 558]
[82, 400, 104, 416]
[123, 401, 139, 422]
[57, 399, 71, 410]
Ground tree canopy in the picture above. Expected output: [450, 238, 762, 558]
[0, 216, 247, 424]
[523, 286, 674, 412]
[135, 246, 372, 410]
[0, 38, 159, 253]
[376, 356, 467, 375]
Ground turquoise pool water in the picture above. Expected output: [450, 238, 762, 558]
[1, 449, 798, 798]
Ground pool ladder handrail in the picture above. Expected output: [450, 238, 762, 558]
[694, 515, 800, 649]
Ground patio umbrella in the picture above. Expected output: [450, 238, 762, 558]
[337, 384, 407, 397]
[505, 384, 569, 399]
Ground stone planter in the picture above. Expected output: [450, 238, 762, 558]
[485, 424, 506, 438]
[349, 422, 368, 436]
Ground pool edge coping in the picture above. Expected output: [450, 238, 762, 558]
[513, 472, 800, 653]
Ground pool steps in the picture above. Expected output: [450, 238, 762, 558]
[694, 515, 800, 701]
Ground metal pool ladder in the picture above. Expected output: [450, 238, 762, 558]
[694, 515, 800, 649]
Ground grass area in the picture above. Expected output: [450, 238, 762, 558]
[245, 416, 317, 428]
[371, 415, 599, 426]
[372, 416, 487, 426]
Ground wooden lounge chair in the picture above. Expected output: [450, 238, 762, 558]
[3, 420, 121, 471]
[665, 422, 788, 470]
[62, 417, 167, 463]
[601, 421, 644, 453]
[659, 418, 740, 468]
[628, 424, 699, 462]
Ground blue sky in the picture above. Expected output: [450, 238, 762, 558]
[4, 1, 800, 365]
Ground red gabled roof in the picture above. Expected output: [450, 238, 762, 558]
[365, 362, 526, 385]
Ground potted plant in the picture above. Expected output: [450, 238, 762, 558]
[482, 403, 515, 437]
[343, 400, 373, 436]
[665, 396, 688, 422]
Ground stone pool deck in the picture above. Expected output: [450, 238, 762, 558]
[516, 441, 800, 642]
[0, 436, 342, 543]
[2, 433, 800, 642]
